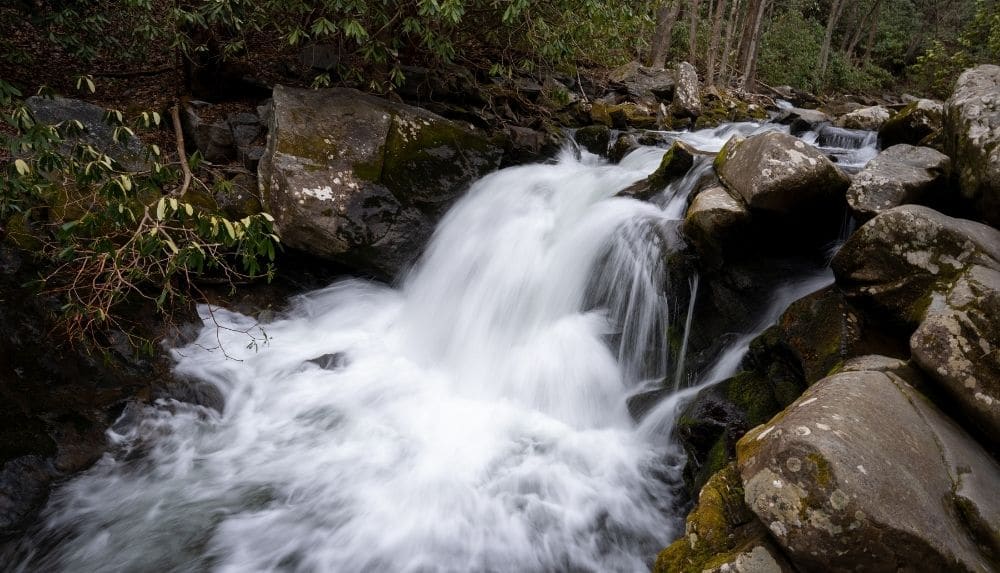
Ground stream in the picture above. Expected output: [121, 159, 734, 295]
[4, 120, 876, 572]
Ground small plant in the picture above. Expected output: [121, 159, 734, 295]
[1, 80, 279, 351]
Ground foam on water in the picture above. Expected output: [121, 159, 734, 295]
[6, 122, 846, 573]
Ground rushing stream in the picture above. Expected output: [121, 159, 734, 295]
[6, 121, 876, 572]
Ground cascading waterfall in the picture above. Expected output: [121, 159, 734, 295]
[4, 121, 875, 573]
[672, 273, 699, 392]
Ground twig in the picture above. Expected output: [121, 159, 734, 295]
[170, 104, 191, 197]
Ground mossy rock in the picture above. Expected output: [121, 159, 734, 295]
[653, 463, 793, 573]
[618, 140, 698, 201]
[574, 125, 611, 156]
[879, 99, 943, 148]
[3, 213, 43, 251]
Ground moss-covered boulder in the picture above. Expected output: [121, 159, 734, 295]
[259, 86, 502, 277]
[846, 144, 951, 222]
[607, 102, 658, 130]
[943, 64, 1000, 227]
[653, 463, 793, 573]
[574, 124, 611, 156]
[737, 365, 1000, 572]
[619, 140, 701, 201]
[879, 98, 943, 148]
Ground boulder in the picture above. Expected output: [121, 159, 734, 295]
[259, 86, 502, 277]
[737, 366, 1000, 572]
[25, 96, 146, 169]
[832, 205, 1000, 326]
[574, 124, 611, 156]
[653, 463, 794, 573]
[944, 64, 1000, 227]
[607, 61, 676, 102]
[672, 61, 701, 119]
[503, 125, 562, 165]
[833, 105, 890, 131]
[772, 107, 831, 136]
[846, 144, 951, 221]
[879, 98, 943, 148]
[833, 206, 1000, 441]
[682, 185, 750, 264]
[181, 101, 236, 164]
[607, 102, 658, 130]
[715, 132, 850, 214]
[608, 133, 640, 164]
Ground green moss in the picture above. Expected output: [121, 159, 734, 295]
[806, 452, 833, 488]
[649, 141, 695, 190]
[3, 212, 42, 250]
[723, 370, 781, 428]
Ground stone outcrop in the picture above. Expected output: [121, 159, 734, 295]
[943, 64, 1000, 227]
[846, 144, 951, 221]
[737, 365, 1000, 572]
[879, 98, 943, 148]
[833, 205, 1000, 442]
[259, 86, 502, 277]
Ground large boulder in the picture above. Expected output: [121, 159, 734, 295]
[833, 204, 1000, 443]
[715, 131, 850, 214]
[259, 86, 502, 277]
[737, 366, 1000, 572]
[25, 96, 146, 169]
[672, 62, 701, 119]
[833, 105, 890, 131]
[944, 64, 1000, 227]
[879, 98, 943, 148]
[772, 107, 831, 136]
[846, 144, 951, 221]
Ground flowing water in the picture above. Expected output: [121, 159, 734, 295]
[5, 121, 876, 573]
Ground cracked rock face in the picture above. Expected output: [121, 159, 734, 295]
[944, 64, 1000, 227]
[736, 366, 1000, 573]
[846, 144, 951, 222]
[259, 86, 502, 278]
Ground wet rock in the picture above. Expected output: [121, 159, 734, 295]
[607, 102, 658, 130]
[653, 463, 794, 573]
[259, 86, 502, 277]
[574, 125, 611, 156]
[944, 64, 1000, 227]
[715, 131, 850, 215]
[682, 185, 750, 265]
[879, 98, 943, 148]
[846, 144, 951, 221]
[772, 107, 831, 136]
[833, 105, 890, 131]
[503, 125, 562, 165]
[619, 140, 698, 201]
[608, 133, 640, 164]
[671, 62, 701, 119]
[737, 366, 1000, 572]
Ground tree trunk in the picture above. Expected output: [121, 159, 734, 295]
[649, 0, 682, 68]
[739, 0, 768, 90]
[688, 0, 702, 66]
[720, 0, 742, 84]
[705, 0, 728, 85]
[845, 0, 881, 62]
[818, 0, 848, 83]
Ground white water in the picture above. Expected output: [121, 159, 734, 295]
[7, 121, 866, 573]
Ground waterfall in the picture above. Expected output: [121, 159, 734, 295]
[4, 122, 838, 573]
[672, 273, 699, 392]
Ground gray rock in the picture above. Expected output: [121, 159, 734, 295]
[846, 144, 951, 221]
[715, 131, 850, 214]
[25, 96, 146, 169]
[608, 133, 639, 164]
[879, 98, 943, 148]
[182, 102, 235, 164]
[682, 185, 750, 263]
[607, 61, 676, 102]
[259, 86, 502, 277]
[671, 61, 701, 118]
[738, 366, 1000, 572]
[833, 105, 890, 131]
[574, 125, 610, 156]
[944, 64, 1000, 227]
[772, 107, 831, 135]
